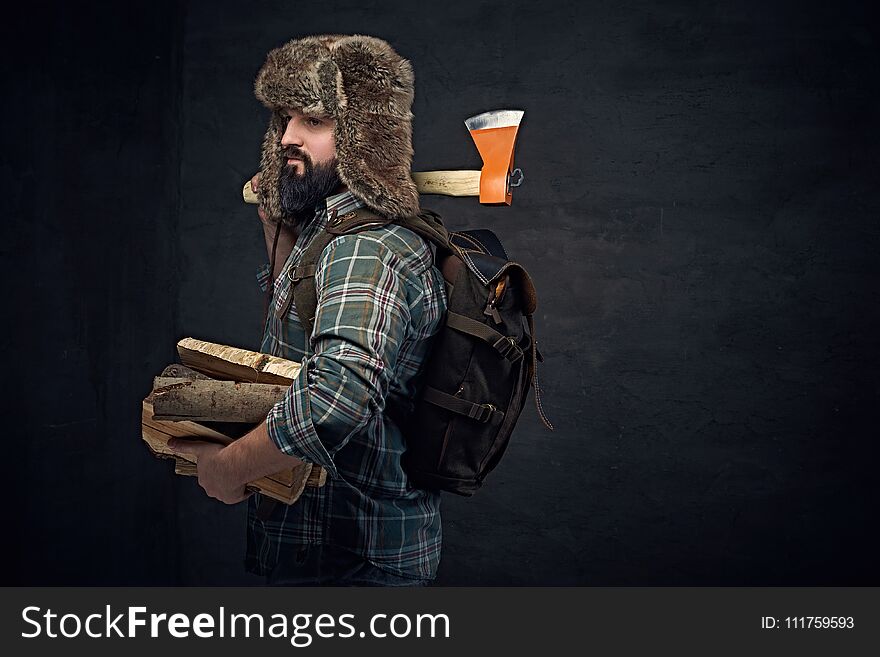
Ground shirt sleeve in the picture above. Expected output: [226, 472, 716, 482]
[265, 233, 415, 480]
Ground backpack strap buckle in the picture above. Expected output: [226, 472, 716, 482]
[288, 264, 317, 284]
[446, 312, 523, 363]
[492, 335, 523, 363]
[422, 387, 502, 424]
[469, 403, 497, 422]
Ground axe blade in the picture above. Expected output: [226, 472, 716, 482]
[465, 109, 525, 205]
[464, 109, 524, 132]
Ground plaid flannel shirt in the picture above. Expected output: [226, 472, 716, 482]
[245, 189, 446, 580]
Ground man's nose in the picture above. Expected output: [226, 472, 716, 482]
[280, 118, 303, 147]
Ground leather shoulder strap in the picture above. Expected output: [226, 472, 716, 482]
[395, 209, 453, 251]
[292, 208, 393, 339]
[325, 206, 393, 235]
[329, 207, 454, 250]
[290, 228, 337, 340]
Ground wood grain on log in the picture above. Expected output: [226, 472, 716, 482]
[177, 337, 302, 385]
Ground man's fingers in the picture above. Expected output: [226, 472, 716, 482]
[250, 173, 261, 193]
[208, 486, 253, 505]
[164, 440, 247, 504]
[167, 438, 210, 458]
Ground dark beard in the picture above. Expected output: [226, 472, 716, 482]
[277, 153, 342, 229]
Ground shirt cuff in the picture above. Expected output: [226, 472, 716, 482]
[265, 360, 340, 480]
[256, 264, 271, 293]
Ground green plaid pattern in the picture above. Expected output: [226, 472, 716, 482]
[245, 190, 446, 580]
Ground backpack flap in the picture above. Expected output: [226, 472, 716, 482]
[464, 256, 550, 430]
[449, 230, 509, 259]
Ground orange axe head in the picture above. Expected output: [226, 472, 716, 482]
[465, 109, 524, 205]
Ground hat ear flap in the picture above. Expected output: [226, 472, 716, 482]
[257, 117, 284, 220]
[331, 37, 420, 218]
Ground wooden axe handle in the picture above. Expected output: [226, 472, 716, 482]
[243, 181, 258, 204]
[411, 170, 480, 197]
[241, 170, 481, 204]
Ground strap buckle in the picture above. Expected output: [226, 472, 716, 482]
[468, 403, 497, 423]
[493, 335, 523, 363]
[288, 264, 316, 284]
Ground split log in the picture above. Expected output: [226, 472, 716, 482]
[173, 458, 198, 477]
[177, 337, 302, 385]
[150, 377, 287, 423]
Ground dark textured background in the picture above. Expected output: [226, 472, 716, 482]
[3, 0, 878, 585]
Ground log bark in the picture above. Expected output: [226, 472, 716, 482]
[150, 377, 287, 423]
[160, 363, 212, 380]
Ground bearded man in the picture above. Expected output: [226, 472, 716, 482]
[169, 34, 447, 586]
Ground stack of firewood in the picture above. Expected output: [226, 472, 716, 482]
[142, 338, 326, 504]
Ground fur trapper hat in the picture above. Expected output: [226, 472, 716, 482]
[254, 34, 420, 219]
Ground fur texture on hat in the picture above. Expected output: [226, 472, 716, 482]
[254, 34, 420, 220]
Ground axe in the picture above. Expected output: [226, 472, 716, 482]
[242, 109, 525, 206]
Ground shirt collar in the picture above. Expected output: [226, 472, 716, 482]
[297, 188, 367, 241]
[323, 188, 366, 217]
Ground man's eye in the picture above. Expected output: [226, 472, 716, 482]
[307, 118, 323, 126]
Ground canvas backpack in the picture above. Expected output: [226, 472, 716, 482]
[287, 206, 553, 496]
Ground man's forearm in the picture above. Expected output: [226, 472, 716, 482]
[219, 419, 305, 488]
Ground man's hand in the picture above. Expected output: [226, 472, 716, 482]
[166, 421, 305, 504]
[167, 439, 252, 504]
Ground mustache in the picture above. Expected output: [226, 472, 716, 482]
[283, 148, 310, 165]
